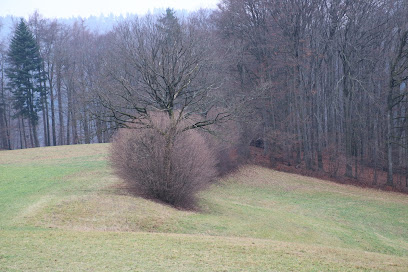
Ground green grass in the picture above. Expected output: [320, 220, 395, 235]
[1, 144, 408, 271]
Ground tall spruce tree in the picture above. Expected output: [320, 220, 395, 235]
[6, 19, 45, 147]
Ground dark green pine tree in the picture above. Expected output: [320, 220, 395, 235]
[157, 8, 182, 47]
[6, 19, 45, 147]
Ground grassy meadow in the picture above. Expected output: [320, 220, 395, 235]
[1, 144, 408, 271]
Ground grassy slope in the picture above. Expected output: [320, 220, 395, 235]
[1, 144, 408, 271]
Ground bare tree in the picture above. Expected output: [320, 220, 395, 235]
[0, 28, 11, 149]
[97, 10, 232, 202]
[99, 10, 228, 132]
[386, 0, 408, 186]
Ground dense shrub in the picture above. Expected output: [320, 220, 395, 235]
[205, 109, 249, 176]
[205, 128, 247, 176]
[110, 116, 217, 208]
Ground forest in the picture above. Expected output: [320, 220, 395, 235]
[1, 0, 408, 192]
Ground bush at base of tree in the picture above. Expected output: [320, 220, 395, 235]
[110, 118, 217, 209]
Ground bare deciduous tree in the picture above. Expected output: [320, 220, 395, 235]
[98, 10, 228, 131]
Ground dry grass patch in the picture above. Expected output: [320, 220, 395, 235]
[29, 194, 190, 232]
[0, 144, 109, 165]
[234, 165, 408, 204]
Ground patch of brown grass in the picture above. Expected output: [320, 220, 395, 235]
[0, 144, 109, 165]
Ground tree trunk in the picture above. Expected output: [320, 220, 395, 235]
[386, 104, 394, 186]
[49, 79, 57, 146]
[83, 111, 90, 144]
[18, 117, 24, 149]
[96, 119, 103, 143]
[163, 124, 176, 203]
[45, 90, 51, 146]
[373, 115, 379, 185]
[30, 118, 39, 147]
[41, 94, 48, 146]
[57, 64, 64, 145]
[21, 118, 27, 148]
[70, 87, 79, 145]
[33, 123, 39, 147]
[0, 107, 8, 149]
[66, 86, 71, 145]
[5, 108, 11, 149]
[0, 61, 8, 149]
[344, 97, 354, 178]
[71, 106, 78, 145]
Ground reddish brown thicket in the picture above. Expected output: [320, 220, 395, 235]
[204, 109, 249, 176]
[110, 118, 218, 209]
[249, 146, 408, 193]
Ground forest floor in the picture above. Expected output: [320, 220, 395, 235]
[250, 147, 408, 193]
[1, 144, 408, 271]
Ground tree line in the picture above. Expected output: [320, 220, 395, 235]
[1, 0, 408, 191]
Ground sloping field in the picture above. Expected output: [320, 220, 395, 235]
[1, 144, 408, 271]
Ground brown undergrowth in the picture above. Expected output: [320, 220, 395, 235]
[249, 147, 408, 194]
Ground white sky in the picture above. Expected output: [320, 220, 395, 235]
[0, 0, 220, 19]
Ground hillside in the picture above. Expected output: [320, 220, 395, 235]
[1, 144, 408, 271]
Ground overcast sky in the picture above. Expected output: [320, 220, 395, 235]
[1, 0, 220, 19]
